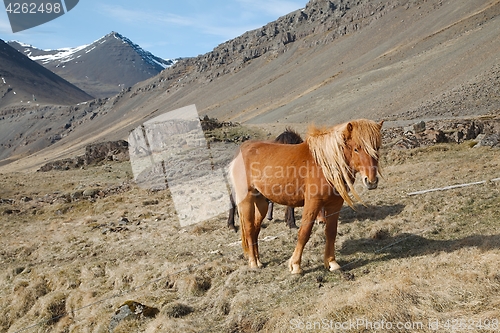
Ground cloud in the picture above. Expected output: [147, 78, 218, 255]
[96, 3, 254, 41]
[95, 1, 304, 45]
[0, 11, 14, 34]
[97, 4, 194, 27]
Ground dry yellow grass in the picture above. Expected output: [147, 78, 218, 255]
[1, 142, 499, 332]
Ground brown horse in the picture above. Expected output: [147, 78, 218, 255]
[227, 128, 310, 230]
[228, 119, 383, 274]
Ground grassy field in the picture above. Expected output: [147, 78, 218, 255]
[1, 141, 499, 332]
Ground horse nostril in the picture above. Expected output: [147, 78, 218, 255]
[363, 176, 375, 183]
[363, 176, 378, 189]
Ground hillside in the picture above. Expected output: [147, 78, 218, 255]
[1, 0, 500, 170]
[8, 32, 176, 98]
[0, 39, 93, 110]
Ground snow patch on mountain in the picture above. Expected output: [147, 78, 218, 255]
[8, 40, 90, 65]
[107, 32, 174, 69]
[9, 32, 175, 69]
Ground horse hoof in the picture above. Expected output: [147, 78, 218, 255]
[249, 260, 263, 269]
[328, 261, 341, 271]
[289, 262, 303, 274]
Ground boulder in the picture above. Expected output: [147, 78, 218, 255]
[38, 140, 129, 172]
[84, 140, 129, 165]
[109, 300, 159, 332]
[476, 133, 499, 147]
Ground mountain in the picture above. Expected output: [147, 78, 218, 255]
[8, 32, 176, 98]
[0, 39, 93, 110]
[2, 0, 500, 170]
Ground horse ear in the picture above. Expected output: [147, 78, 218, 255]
[344, 122, 353, 140]
[378, 120, 384, 128]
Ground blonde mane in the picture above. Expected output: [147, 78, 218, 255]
[306, 119, 382, 208]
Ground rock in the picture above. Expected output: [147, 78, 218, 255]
[84, 140, 129, 165]
[54, 193, 71, 204]
[403, 126, 414, 135]
[450, 130, 464, 143]
[404, 121, 425, 135]
[82, 189, 99, 198]
[0, 198, 14, 204]
[13, 267, 25, 275]
[37, 157, 82, 172]
[395, 135, 419, 149]
[432, 130, 448, 143]
[386, 118, 500, 149]
[38, 140, 129, 172]
[71, 190, 84, 201]
[465, 121, 482, 140]
[474, 133, 486, 145]
[142, 199, 159, 206]
[340, 271, 355, 281]
[50, 134, 62, 143]
[109, 300, 159, 332]
[478, 133, 499, 147]
[109, 303, 134, 332]
[2, 209, 20, 215]
[413, 121, 426, 133]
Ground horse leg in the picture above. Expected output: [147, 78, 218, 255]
[288, 203, 320, 274]
[239, 193, 266, 269]
[266, 200, 274, 220]
[323, 200, 344, 271]
[227, 193, 237, 232]
[285, 206, 297, 229]
[238, 197, 252, 259]
[252, 194, 268, 268]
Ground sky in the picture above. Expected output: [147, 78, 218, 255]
[0, 0, 307, 59]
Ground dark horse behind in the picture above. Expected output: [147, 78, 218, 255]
[227, 128, 305, 231]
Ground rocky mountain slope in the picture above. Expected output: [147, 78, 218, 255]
[8, 32, 176, 98]
[0, 39, 93, 110]
[1, 0, 500, 170]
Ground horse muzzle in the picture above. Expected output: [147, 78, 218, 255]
[363, 176, 378, 190]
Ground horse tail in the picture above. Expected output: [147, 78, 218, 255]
[228, 151, 249, 254]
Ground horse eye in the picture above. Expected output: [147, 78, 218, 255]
[354, 147, 359, 153]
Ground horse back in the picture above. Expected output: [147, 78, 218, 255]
[237, 141, 330, 207]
